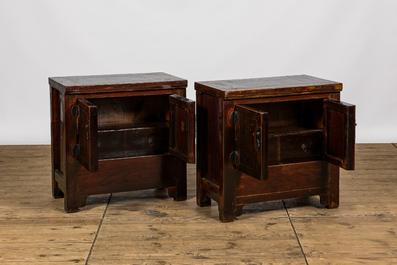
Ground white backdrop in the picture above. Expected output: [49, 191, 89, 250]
[1, 0, 396, 144]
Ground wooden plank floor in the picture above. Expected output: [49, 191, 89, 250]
[0, 144, 396, 264]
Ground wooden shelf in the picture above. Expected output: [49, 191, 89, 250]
[269, 124, 322, 137]
[98, 120, 169, 131]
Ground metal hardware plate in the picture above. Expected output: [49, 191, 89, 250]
[71, 105, 79, 118]
[72, 144, 80, 156]
[230, 151, 239, 165]
[230, 111, 238, 124]
[256, 128, 261, 150]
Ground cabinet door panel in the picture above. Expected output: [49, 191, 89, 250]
[77, 99, 98, 172]
[169, 94, 195, 163]
[323, 98, 355, 170]
[235, 105, 268, 181]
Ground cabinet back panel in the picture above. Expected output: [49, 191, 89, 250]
[89, 95, 170, 125]
[249, 99, 323, 129]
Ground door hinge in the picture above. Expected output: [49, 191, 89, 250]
[85, 123, 90, 140]
[230, 151, 239, 165]
[72, 144, 80, 156]
[71, 105, 79, 118]
[256, 128, 261, 150]
[230, 111, 238, 124]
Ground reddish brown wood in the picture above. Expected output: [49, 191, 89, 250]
[219, 100, 239, 222]
[64, 94, 81, 213]
[77, 99, 98, 172]
[98, 122, 169, 159]
[234, 104, 268, 181]
[195, 75, 355, 222]
[49, 72, 187, 95]
[49, 73, 193, 212]
[323, 99, 356, 170]
[169, 94, 195, 163]
[50, 87, 64, 199]
[77, 155, 181, 196]
[320, 163, 340, 208]
[236, 161, 329, 201]
[268, 128, 322, 165]
[196, 92, 223, 208]
[195, 75, 342, 100]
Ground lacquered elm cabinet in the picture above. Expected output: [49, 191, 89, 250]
[50, 73, 195, 213]
[195, 75, 355, 222]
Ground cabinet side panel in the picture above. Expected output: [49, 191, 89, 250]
[51, 88, 61, 172]
[197, 93, 223, 187]
[50, 87, 64, 197]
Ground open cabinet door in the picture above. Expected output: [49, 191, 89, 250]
[169, 94, 195, 163]
[234, 105, 268, 181]
[323, 98, 355, 170]
[77, 99, 98, 172]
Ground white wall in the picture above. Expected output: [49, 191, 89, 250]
[1, 0, 396, 144]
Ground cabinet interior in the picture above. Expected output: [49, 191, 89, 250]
[249, 98, 324, 165]
[88, 95, 170, 159]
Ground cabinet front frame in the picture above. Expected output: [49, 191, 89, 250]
[196, 92, 341, 211]
[51, 86, 189, 211]
[225, 92, 340, 200]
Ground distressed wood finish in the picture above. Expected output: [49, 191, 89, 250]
[49, 73, 193, 212]
[169, 94, 196, 163]
[323, 98, 356, 170]
[195, 74, 342, 99]
[49, 72, 187, 94]
[76, 99, 98, 172]
[195, 75, 355, 222]
[0, 144, 396, 264]
[234, 104, 268, 181]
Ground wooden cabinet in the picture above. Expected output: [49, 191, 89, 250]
[50, 73, 195, 213]
[195, 75, 355, 222]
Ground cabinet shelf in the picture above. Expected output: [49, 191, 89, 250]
[98, 120, 170, 160]
[98, 120, 169, 131]
[268, 124, 322, 137]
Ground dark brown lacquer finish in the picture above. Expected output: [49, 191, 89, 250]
[49, 72, 187, 94]
[195, 74, 342, 100]
[49, 72, 194, 212]
[76, 99, 98, 172]
[169, 94, 195, 163]
[195, 75, 355, 222]
[323, 99, 355, 170]
[234, 105, 268, 181]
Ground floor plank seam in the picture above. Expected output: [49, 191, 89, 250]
[284, 214, 396, 218]
[85, 193, 112, 265]
[283, 200, 309, 265]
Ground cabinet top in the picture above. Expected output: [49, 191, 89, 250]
[195, 75, 342, 100]
[49, 72, 187, 94]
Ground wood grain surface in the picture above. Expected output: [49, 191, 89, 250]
[0, 144, 396, 264]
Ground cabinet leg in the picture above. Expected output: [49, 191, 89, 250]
[236, 205, 244, 217]
[173, 161, 187, 201]
[218, 204, 236, 222]
[197, 193, 211, 207]
[174, 182, 187, 201]
[320, 193, 339, 209]
[196, 184, 211, 207]
[52, 179, 64, 199]
[64, 195, 79, 213]
[167, 187, 176, 199]
[79, 196, 87, 208]
[321, 164, 340, 209]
